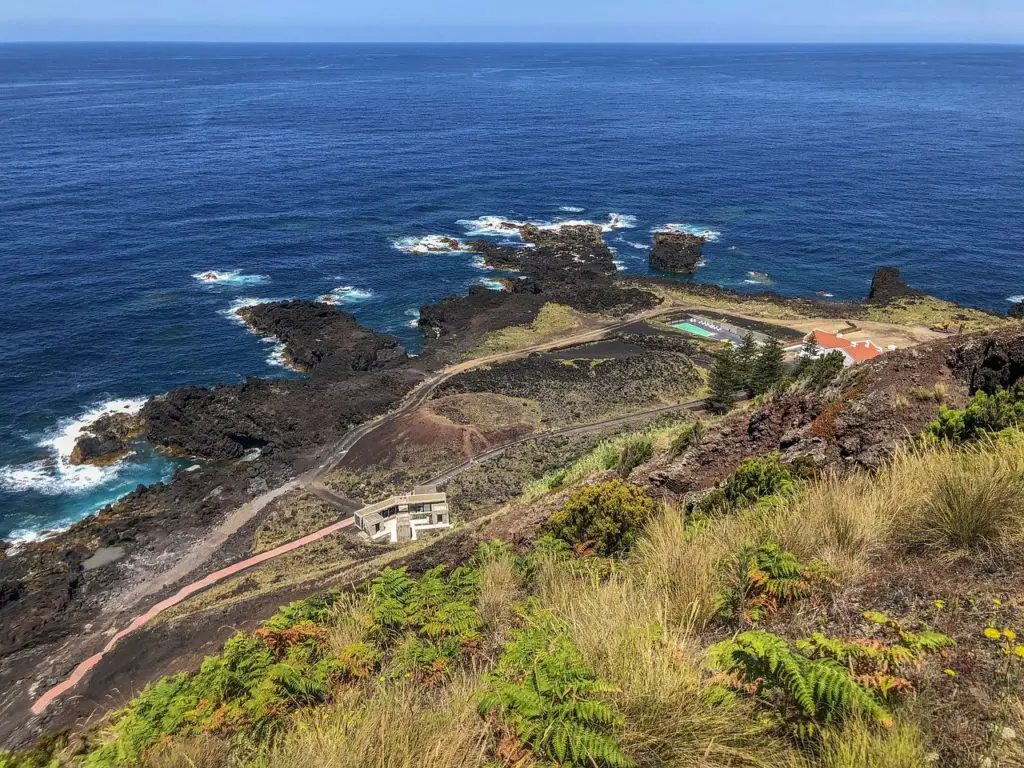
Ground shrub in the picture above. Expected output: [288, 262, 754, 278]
[476, 608, 635, 767]
[617, 436, 653, 478]
[897, 451, 1024, 562]
[549, 480, 659, 556]
[925, 382, 1024, 443]
[668, 420, 705, 457]
[696, 453, 800, 514]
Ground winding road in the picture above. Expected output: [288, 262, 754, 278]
[32, 305, 694, 715]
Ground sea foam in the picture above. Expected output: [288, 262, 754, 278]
[656, 223, 722, 242]
[0, 398, 147, 498]
[1007, 295, 1024, 304]
[392, 234, 468, 255]
[193, 270, 269, 286]
[319, 286, 375, 305]
[404, 308, 421, 328]
[458, 212, 636, 237]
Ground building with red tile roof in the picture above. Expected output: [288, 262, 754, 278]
[798, 330, 884, 367]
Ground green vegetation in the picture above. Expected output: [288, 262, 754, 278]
[696, 452, 805, 514]
[548, 480, 659, 556]
[925, 382, 1024, 443]
[477, 607, 635, 767]
[707, 345, 739, 413]
[14, 371, 1024, 767]
[471, 303, 581, 356]
[714, 540, 830, 626]
[865, 295, 1006, 333]
[522, 415, 704, 500]
[616, 434, 653, 478]
[707, 335, 845, 414]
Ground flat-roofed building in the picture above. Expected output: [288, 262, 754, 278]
[353, 487, 451, 544]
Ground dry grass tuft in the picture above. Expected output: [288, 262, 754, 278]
[249, 674, 492, 768]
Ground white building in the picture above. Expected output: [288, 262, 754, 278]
[353, 488, 451, 544]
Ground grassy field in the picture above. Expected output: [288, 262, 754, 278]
[468, 302, 583, 357]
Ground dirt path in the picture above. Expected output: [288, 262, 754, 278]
[29, 306, 674, 716]
[31, 517, 354, 715]
[32, 299, 933, 715]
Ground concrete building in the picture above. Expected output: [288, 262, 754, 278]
[353, 487, 451, 544]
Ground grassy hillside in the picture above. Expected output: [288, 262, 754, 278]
[9, 378, 1024, 768]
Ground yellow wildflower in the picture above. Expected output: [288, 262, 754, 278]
[934, 599, 946, 610]
[1015, 646, 1024, 659]
[943, 668, 957, 677]
[984, 627, 1002, 640]
[1005, 629, 1018, 642]
[994, 599, 1003, 606]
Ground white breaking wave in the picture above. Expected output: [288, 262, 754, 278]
[319, 285, 375, 305]
[1007, 295, 1024, 304]
[0, 397, 147, 497]
[477, 278, 506, 291]
[193, 270, 269, 285]
[744, 271, 773, 285]
[613, 260, 626, 272]
[627, 241, 649, 250]
[559, 206, 585, 213]
[261, 338, 291, 369]
[221, 296, 275, 326]
[392, 235, 467, 255]
[404, 308, 421, 328]
[458, 212, 637, 238]
[656, 223, 722, 242]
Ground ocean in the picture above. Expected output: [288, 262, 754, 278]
[1, 43, 1022, 542]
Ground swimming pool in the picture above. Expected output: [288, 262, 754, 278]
[672, 321, 716, 338]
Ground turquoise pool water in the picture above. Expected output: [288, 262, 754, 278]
[672, 322, 716, 338]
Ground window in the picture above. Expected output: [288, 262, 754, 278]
[374, 522, 380, 533]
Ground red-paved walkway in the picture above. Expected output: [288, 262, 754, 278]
[31, 517, 353, 715]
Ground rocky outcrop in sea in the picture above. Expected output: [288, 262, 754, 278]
[648, 231, 705, 275]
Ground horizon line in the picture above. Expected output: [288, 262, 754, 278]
[3, 39, 1024, 45]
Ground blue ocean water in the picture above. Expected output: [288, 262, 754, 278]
[1, 43, 1022, 541]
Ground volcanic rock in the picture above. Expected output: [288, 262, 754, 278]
[1009, 301, 1024, 319]
[648, 231, 705, 275]
[867, 266, 922, 303]
[69, 412, 144, 466]
[236, 300, 408, 378]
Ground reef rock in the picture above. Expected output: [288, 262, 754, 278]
[1008, 301, 1024, 319]
[648, 231, 705, 275]
[867, 266, 922, 303]
[69, 412, 144, 466]
[236, 301, 408, 379]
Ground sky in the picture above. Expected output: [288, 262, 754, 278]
[1, 0, 1023, 43]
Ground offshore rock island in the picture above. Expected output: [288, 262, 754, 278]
[2, 220, 1024, 768]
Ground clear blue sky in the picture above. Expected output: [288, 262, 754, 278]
[2, 0, 1022, 43]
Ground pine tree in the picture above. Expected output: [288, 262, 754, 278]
[752, 336, 785, 394]
[708, 346, 739, 413]
[735, 332, 759, 392]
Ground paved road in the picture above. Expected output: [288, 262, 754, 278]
[423, 399, 708, 487]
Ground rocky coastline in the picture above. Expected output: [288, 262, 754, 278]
[0, 211, 1014, 749]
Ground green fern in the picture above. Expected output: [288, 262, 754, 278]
[477, 608, 636, 767]
[708, 630, 893, 734]
[714, 541, 830, 625]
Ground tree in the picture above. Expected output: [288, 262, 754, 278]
[751, 336, 785, 394]
[735, 332, 759, 391]
[548, 480, 658, 556]
[708, 345, 740, 413]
